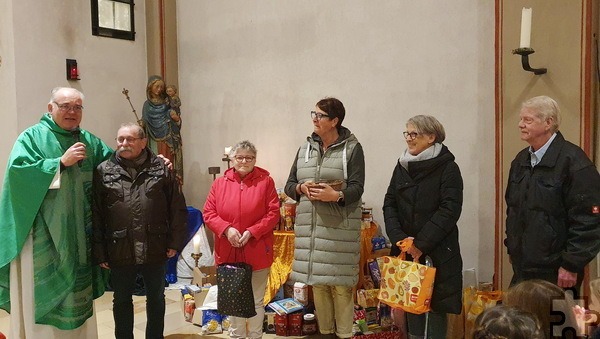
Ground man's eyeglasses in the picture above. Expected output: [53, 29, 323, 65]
[55, 102, 84, 113]
[310, 111, 330, 120]
[116, 137, 142, 143]
[234, 155, 256, 162]
[403, 131, 420, 140]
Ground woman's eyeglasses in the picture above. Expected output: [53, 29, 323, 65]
[403, 131, 420, 140]
[310, 111, 330, 120]
[234, 156, 256, 162]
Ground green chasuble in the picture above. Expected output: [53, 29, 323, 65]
[0, 113, 113, 330]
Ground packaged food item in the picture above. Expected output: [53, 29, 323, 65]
[281, 199, 296, 231]
[183, 294, 195, 322]
[365, 306, 378, 325]
[368, 259, 382, 289]
[377, 303, 393, 328]
[221, 315, 231, 331]
[275, 313, 288, 336]
[303, 313, 318, 335]
[293, 282, 308, 305]
[353, 305, 369, 335]
[200, 310, 223, 334]
[363, 275, 375, 290]
[264, 311, 276, 333]
[371, 236, 387, 251]
[357, 289, 379, 308]
[361, 207, 373, 222]
[288, 312, 303, 336]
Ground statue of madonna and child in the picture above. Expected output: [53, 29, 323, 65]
[141, 75, 184, 186]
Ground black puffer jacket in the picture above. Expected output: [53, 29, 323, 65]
[92, 149, 188, 266]
[505, 131, 600, 274]
[383, 145, 463, 314]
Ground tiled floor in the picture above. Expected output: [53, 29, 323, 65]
[0, 288, 311, 338]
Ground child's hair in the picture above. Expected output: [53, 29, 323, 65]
[503, 279, 579, 338]
[472, 305, 544, 339]
[166, 84, 178, 94]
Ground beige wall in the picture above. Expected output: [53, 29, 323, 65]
[498, 1, 598, 288]
[177, 1, 497, 281]
[0, 0, 148, 185]
[0, 1, 18, 183]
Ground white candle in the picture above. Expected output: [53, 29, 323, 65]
[519, 8, 532, 48]
[193, 234, 201, 254]
[224, 146, 232, 156]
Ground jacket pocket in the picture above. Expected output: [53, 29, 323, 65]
[145, 168, 166, 197]
[107, 229, 132, 262]
[522, 213, 559, 267]
[102, 173, 124, 207]
[146, 223, 168, 261]
[531, 177, 564, 216]
[506, 172, 526, 207]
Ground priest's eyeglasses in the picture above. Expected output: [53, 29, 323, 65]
[55, 103, 84, 112]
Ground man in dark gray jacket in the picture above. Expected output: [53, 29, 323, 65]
[92, 122, 187, 339]
[505, 96, 600, 290]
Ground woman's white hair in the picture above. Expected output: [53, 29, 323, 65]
[229, 140, 257, 158]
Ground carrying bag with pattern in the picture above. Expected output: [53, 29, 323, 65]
[216, 261, 256, 318]
[377, 238, 436, 315]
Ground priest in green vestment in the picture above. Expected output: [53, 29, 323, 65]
[0, 87, 113, 337]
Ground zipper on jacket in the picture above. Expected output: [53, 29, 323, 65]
[307, 144, 324, 281]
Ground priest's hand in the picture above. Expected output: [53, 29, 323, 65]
[61, 142, 86, 167]
[157, 154, 173, 170]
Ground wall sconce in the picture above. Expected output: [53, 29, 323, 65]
[512, 7, 546, 75]
[66, 59, 80, 80]
[512, 48, 547, 75]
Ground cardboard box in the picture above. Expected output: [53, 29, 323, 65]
[200, 265, 217, 285]
[191, 266, 217, 286]
[186, 285, 210, 307]
[191, 307, 203, 325]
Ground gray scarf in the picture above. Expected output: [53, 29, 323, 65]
[116, 149, 149, 178]
[399, 143, 443, 171]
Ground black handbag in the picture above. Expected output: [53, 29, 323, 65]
[216, 260, 256, 318]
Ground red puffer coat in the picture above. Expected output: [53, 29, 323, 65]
[203, 166, 279, 271]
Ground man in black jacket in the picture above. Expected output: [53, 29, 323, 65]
[92, 122, 187, 339]
[505, 95, 600, 289]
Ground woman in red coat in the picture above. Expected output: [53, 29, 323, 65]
[203, 140, 280, 339]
